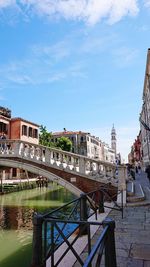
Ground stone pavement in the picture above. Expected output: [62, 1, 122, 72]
[74, 171, 150, 267]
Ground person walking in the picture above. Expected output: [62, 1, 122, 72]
[130, 166, 135, 180]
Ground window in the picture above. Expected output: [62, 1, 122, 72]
[81, 136, 84, 142]
[33, 129, 38, 138]
[29, 127, 33, 137]
[22, 125, 27, 136]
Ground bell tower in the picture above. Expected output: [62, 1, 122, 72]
[111, 124, 117, 155]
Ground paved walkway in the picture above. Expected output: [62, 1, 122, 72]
[74, 171, 150, 267]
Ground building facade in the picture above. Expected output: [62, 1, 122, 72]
[51, 130, 116, 163]
[128, 134, 142, 165]
[0, 107, 39, 179]
[0, 107, 39, 144]
[139, 49, 150, 167]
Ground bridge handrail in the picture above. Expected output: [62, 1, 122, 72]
[0, 139, 116, 167]
[31, 186, 122, 266]
[32, 216, 117, 267]
[0, 139, 126, 188]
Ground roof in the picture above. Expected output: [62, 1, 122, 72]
[52, 131, 89, 136]
[0, 115, 11, 122]
[11, 117, 39, 127]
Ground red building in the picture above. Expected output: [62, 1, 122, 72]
[0, 106, 39, 144]
[128, 133, 142, 165]
[0, 106, 39, 179]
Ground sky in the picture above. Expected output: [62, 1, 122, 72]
[0, 0, 150, 162]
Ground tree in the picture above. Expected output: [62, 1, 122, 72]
[39, 125, 52, 147]
[56, 136, 72, 152]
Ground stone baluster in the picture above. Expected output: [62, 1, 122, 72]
[29, 145, 34, 159]
[112, 167, 116, 179]
[103, 165, 107, 177]
[14, 141, 20, 156]
[9, 141, 13, 155]
[26, 145, 31, 158]
[34, 147, 39, 160]
[79, 157, 86, 174]
[94, 161, 99, 176]
[37, 147, 42, 161]
[31, 145, 36, 160]
[59, 153, 64, 169]
[19, 142, 24, 157]
[107, 167, 111, 177]
[98, 163, 102, 176]
[90, 161, 94, 175]
[40, 148, 44, 161]
[65, 155, 70, 170]
[45, 148, 51, 164]
[53, 152, 58, 166]
[41, 148, 46, 162]
[110, 167, 115, 179]
[72, 156, 78, 172]
[118, 166, 127, 191]
[117, 166, 127, 205]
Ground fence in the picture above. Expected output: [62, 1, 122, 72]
[31, 186, 123, 267]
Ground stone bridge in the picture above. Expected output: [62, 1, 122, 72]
[0, 140, 126, 196]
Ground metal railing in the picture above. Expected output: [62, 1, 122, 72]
[31, 187, 123, 267]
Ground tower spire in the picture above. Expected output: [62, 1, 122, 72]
[111, 124, 117, 155]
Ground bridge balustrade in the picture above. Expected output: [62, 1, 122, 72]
[0, 139, 117, 177]
[0, 139, 127, 193]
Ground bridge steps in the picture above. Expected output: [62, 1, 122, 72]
[127, 182, 145, 203]
[126, 172, 150, 206]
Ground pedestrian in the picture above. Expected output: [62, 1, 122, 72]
[145, 165, 150, 184]
[130, 166, 135, 180]
[135, 161, 138, 174]
[138, 165, 141, 174]
[1, 132, 6, 150]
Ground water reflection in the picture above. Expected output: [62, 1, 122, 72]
[0, 183, 75, 267]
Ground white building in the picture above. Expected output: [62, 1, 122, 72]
[52, 129, 116, 163]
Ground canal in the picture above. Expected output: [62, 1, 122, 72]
[0, 183, 75, 267]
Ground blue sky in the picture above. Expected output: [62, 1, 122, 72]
[0, 0, 150, 162]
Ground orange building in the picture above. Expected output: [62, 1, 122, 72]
[0, 106, 39, 179]
[0, 106, 39, 144]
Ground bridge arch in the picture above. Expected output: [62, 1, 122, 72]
[0, 158, 83, 196]
[0, 140, 122, 195]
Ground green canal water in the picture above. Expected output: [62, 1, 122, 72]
[0, 184, 75, 267]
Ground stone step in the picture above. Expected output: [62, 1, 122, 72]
[126, 188, 150, 207]
[127, 183, 145, 203]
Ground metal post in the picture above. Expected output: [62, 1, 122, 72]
[31, 213, 43, 267]
[98, 191, 104, 213]
[80, 193, 88, 235]
[121, 190, 124, 219]
[103, 218, 117, 267]
[0, 170, 3, 193]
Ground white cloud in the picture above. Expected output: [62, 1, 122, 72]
[32, 41, 70, 61]
[112, 47, 139, 67]
[0, 0, 15, 9]
[0, 0, 139, 25]
[144, 0, 150, 7]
